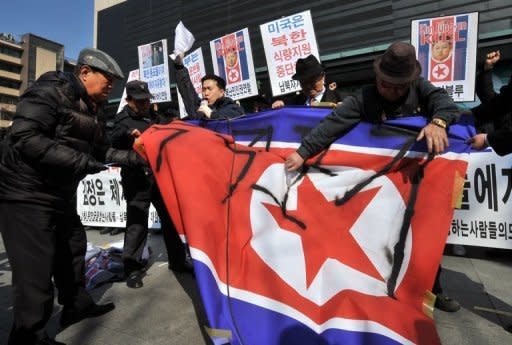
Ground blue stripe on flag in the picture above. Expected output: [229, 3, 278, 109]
[194, 260, 405, 345]
[454, 15, 468, 81]
[215, 38, 227, 81]
[193, 107, 472, 154]
[418, 19, 431, 80]
[236, 31, 249, 80]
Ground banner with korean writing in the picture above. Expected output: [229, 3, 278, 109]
[77, 168, 160, 229]
[411, 12, 478, 102]
[116, 69, 140, 114]
[138, 39, 172, 102]
[260, 10, 320, 97]
[449, 150, 512, 249]
[178, 48, 206, 118]
[209, 28, 258, 100]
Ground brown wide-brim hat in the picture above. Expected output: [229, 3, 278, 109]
[373, 42, 421, 84]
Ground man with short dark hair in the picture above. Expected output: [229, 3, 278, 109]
[0, 48, 146, 345]
[285, 42, 461, 313]
[172, 55, 244, 119]
[110, 80, 191, 288]
[272, 54, 349, 108]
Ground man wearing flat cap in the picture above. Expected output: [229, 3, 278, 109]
[0, 48, 149, 344]
[111, 80, 191, 288]
[272, 54, 348, 108]
[285, 42, 461, 313]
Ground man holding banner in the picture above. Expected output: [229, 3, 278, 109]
[0, 48, 145, 345]
[111, 80, 191, 287]
[172, 54, 244, 119]
[469, 70, 512, 156]
[286, 41, 462, 312]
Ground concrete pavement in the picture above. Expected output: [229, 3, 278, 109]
[1, 228, 511, 345]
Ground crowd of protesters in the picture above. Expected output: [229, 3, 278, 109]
[0, 36, 511, 344]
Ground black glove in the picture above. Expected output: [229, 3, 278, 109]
[86, 159, 107, 174]
[105, 148, 148, 169]
[125, 151, 148, 169]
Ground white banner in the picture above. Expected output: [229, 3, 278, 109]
[209, 28, 258, 100]
[78, 151, 512, 249]
[411, 12, 479, 102]
[177, 48, 206, 118]
[77, 168, 160, 229]
[448, 150, 512, 249]
[260, 10, 320, 97]
[138, 39, 172, 103]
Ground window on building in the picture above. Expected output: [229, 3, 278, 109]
[0, 45, 22, 58]
[0, 78, 21, 89]
[0, 60, 21, 73]
[0, 94, 18, 105]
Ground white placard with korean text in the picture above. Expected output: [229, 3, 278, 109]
[177, 48, 206, 118]
[116, 69, 140, 114]
[449, 150, 512, 249]
[411, 12, 478, 102]
[137, 39, 172, 103]
[260, 10, 320, 97]
[209, 28, 258, 100]
[77, 168, 160, 229]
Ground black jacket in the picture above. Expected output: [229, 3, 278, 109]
[110, 105, 151, 150]
[110, 105, 153, 182]
[297, 77, 460, 159]
[474, 68, 512, 133]
[0, 71, 140, 207]
[174, 65, 244, 119]
[282, 88, 350, 106]
[472, 75, 512, 156]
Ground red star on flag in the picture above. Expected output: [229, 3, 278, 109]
[263, 175, 384, 288]
[228, 69, 239, 82]
[433, 64, 448, 79]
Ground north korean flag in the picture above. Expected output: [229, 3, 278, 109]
[137, 107, 470, 345]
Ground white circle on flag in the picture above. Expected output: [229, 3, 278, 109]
[249, 163, 413, 306]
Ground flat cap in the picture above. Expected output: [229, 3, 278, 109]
[126, 80, 153, 100]
[78, 48, 124, 79]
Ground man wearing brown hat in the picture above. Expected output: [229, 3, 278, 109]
[286, 41, 459, 168]
[111, 80, 191, 288]
[285, 42, 461, 312]
[272, 54, 348, 108]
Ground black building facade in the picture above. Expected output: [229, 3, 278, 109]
[95, 0, 512, 104]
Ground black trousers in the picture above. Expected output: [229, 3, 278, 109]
[151, 184, 187, 268]
[121, 171, 152, 274]
[433, 266, 443, 295]
[0, 201, 92, 345]
[121, 173, 186, 274]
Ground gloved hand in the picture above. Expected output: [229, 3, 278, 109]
[128, 151, 148, 169]
[105, 148, 148, 169]
[86, 159, 108, 174]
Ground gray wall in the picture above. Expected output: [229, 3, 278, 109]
[96, 0, 512, 99]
